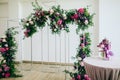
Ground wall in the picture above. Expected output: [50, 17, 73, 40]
[99, 0, 120, 57]
[0, 0, 99, 63]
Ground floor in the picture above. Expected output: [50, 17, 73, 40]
[0, 63, 72, 80]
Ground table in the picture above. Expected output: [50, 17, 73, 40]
[84, 57, 120, 80]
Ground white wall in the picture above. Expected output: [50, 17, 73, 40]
[99, 0, 120, 57]
[0, 0, 99, 63]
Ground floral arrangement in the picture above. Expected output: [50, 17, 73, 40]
[21, 1, 94, 38]
[70, 8, 94, 34]
[65, 32, 91, 80]
[97, 38, 113, 60]
[48, 5, 69, 34]
[0, 28, 21, 78]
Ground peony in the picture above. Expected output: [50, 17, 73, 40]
[24, 29, 30, 37]
[71, 14, 78, 19]
[5, 72, 10, 78]
[5, 47, 9, 51]
[4, 66, 10, 71]
[80, 43, 85, 48]
[77, 75, 81, 79]
[0, 68, 2, 72]
[78, 8, 84, 14]
[57, 19, 62, 25]
[0, 48, 6, 52]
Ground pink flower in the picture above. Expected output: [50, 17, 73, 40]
[77, 75, 81, 79]
[4, 66, 10, 71]
[24, 30, 30, 37]
[80, 43, 85, 48]
[2, 64, 7, 67]
[57, 19, 62, 25]
[71, 78, 75, 80]
[5, 72, 10, 78]
[0, 48, 6, 52]
[0, 68, 2, 72]
[84, 74, 89, 79]
[78, 8, 84, 14]
[5, 47, 9, 51]
[2, 73, 5, 76]
[72, 14, 79, 19]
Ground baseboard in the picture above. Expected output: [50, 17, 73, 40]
[15, 60, 73, 66]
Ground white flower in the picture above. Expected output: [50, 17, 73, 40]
[56, 12, 60, 15]
[26, 23, 29, 26]
[5, 44, 8, 47]
[29, 18, 32, 21]
[63, 14, 67, 20]
[80, 61, 84, 66]
[2, 38, 6, 42]
[29, 21, 34, 25]
[77, 57, 82, 60]
[50, 9, 54, 14]
[54, 28, 57, 31]
[84, 19, 88, 25]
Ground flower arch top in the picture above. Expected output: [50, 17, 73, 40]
[21, 1, 94, 38]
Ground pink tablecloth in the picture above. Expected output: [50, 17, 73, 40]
[84, 57, 120, 80]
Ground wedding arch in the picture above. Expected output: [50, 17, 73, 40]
[21, 1, 94, 80]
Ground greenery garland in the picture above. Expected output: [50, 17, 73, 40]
[21, 2, 94, 37]
[64, 32, 91, 80]
[0, 28, 21, 78]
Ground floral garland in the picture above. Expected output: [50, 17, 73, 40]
[0, 28, 21, 78]
[48, 5, 69, 34]
[97, 38, 113, 60]
[71, 8, 94, 34]
[21, 2, 94, 38]
[65, 32, 91, 80]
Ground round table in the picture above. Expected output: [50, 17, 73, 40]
[84, 57, 120, 80]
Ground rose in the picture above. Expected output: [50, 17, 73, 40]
[78, 8, 84, 14]
[80, 43, 85, 48]
[4, 66, 10, 71]
[71, 14, 78, 19]
[57, 19, 62, 25]
[0, 48, 6, 52]
[77, 75, 81, 79]
[0, 68, 2, 72]
[5, 72, 10, 78]
[24, 29, 30, 37]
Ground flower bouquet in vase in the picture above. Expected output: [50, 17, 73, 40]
[97, 38, 114, 60]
